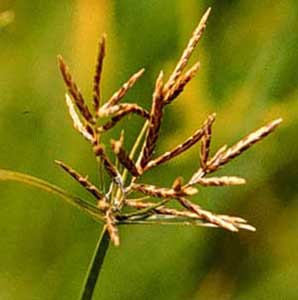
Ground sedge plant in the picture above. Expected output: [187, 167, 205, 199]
[0, 8, 282, 300]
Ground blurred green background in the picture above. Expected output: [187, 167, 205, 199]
[0, 1, 297, 299]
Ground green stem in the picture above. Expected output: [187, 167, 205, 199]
[79, 121, 149, 299]
[79, 226, 110, 300]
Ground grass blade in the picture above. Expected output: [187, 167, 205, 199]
[0, 169, 103, 222]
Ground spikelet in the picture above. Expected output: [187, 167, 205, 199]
[55, 160, 104, 200]
[97, 104, 149, 133]
[125, 199, 255, 231]
[100, 68, 145, 111]
[93, 143, 122, 185]
[202, 145, 228, 174]
[125, 199, 199, 219]
[164, 62, 200, 105]
[111, 134, 140, 177]
[206, 118, 282, 173]
[145, 113, 216, 171]
[98, 103, 149, 118]
[65, 94, 94, 142]
[105, 211, 120, 246]
[139, 71, 164, 169]
[131, 183, 198, 198]
[58, 56, 94, 123]
[93, 35, 106, 113]
[165, 7, 211, 90]
[200, 115, 214, 169]
[177, 197, 239, 232]
[172, 177, 184, 191]
[194, 176, 246, 187]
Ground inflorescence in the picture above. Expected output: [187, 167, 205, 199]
[57, 8, 282, 246]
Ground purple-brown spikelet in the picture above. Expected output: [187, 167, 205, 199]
[55, 160, 104, 200]
[105, 211, 120, 246]
[177, 197, 239, 232]
[194, 176, 246, 187]
[164, 62, 200, 105]
[125, 199, 200, 219]
[200, 115, 214, 169]
[93, 35, 106, 113]
[172, 177, 184, 191]
[144, 113, 216, 171]
[165, 7, 211, 91]
[131, 183, 198, 199]
[111, 137, 140, 177]
[206, 118, 282, 173]
[65, 94, 95, 142]
[58, 56, 94, 123]
[93, 143, 121, 184]
[98, 104, 150, 133]
[101, 68, 145, 110]
[139, 71, 165, 169]
[98, 103, 149, 118]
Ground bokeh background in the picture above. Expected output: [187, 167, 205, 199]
[0, 1, 297, 299]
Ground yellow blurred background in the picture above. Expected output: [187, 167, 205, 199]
[0, 1, 297, 299]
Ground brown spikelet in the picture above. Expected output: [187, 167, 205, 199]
[194, 176, 246, 186]
[93, 143, 122, 184]
[97, 103, 150, 132]
[111, 136, 140, 177]
[93, 35, 106, 113]
[172, 177, 184, 191]
[206, 118, 282, 173]
[121, 199, 170, 218]
[164, 62, 200, 105]
[145, 113, 216, 171]
[125, 200, 255, 231]
[131, 183, 197, 199]
[165, 7, 211, 90]
[55, 160, 104, 200]
[190, 144, 227, 184]
[216, 214, 255, 231]
[206, 145, 228, 168]
[139, 71, 165, 169]
[218, 215, 247, 224]
[65, 94, 95, 142]
[101, 68, 145, 110]
[58, 55, 94, 123]
[177, 197, 239, 232]
[105, 211, 120, 246]
[200, 115, 213, 169]
[235, 223, 256, 232]
[125, 199, 199, 219]
[97, 200, 110, 211]
[98, 103, 149, 118]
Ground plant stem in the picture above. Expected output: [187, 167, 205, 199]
[79, 226, 110, 300]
